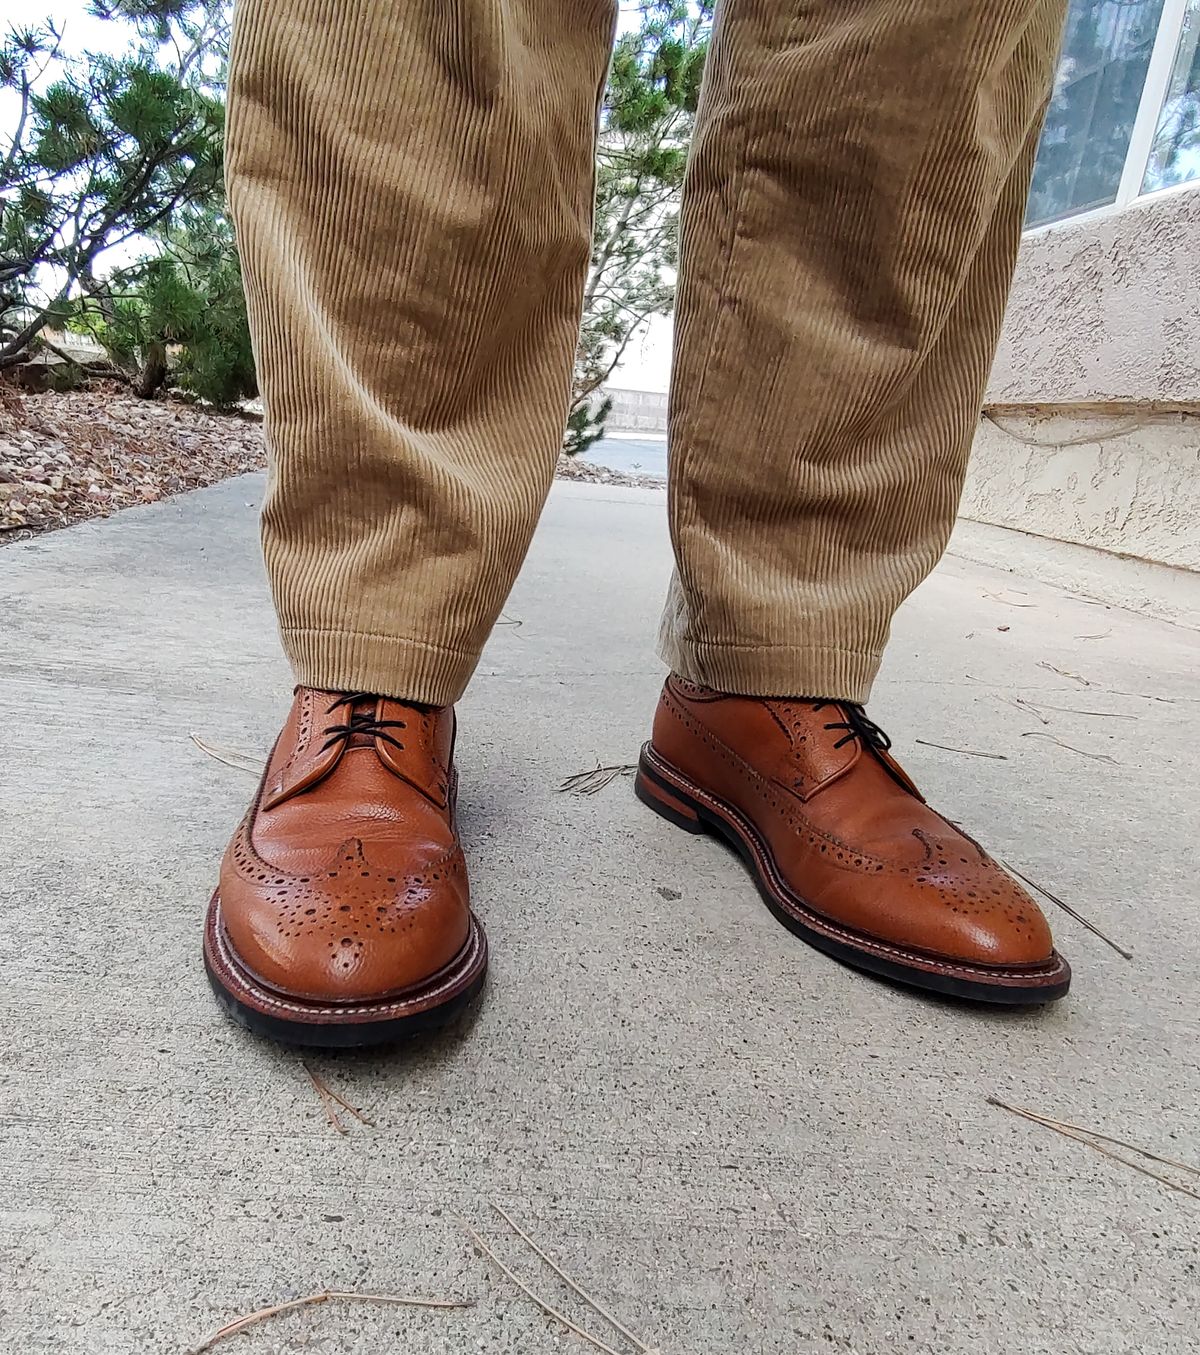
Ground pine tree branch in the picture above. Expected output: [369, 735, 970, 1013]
[573, 304, 660, 409]
[0, 292, 67, 365]
[0, 74, 33, 185]
[584, 169, 647, 311]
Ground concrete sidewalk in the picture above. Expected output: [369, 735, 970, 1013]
[2, 476, 1197, 1355]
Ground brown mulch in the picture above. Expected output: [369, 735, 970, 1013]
[553, 453, 664, 490]
[0, 385, 266, 544]
[0, 385, 661, 545]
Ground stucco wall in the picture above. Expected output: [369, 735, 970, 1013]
[987, 187, 1200, 406]
[961, 410, 1200, 572]
[968, 186, 1200, 591]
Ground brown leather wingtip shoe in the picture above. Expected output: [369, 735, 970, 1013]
[204, 687, 487, 1047]
[636, 675, 1070, 1005]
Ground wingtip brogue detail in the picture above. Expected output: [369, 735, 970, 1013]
[637, 676, 1069, 1004]
[220, 818, 471, 1004]
[204, 687, 486, 1045]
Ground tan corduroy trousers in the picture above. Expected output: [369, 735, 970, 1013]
[226, 0, 1066, 706]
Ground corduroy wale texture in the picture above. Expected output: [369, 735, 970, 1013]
[226, 0, 1067, 707]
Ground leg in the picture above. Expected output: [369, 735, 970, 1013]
[208, 0, 617, 1046]
[228, 0, 617, 705]
[640, 0, 1074, 1005]
[661, 0, 1066, 703]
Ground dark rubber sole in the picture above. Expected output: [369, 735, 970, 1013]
[203, 893, 488, 1048]
[635, 744, 1071, 1006]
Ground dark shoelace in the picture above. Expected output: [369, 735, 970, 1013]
[320, 691, 408, 753]
[811, 700, 892, 752]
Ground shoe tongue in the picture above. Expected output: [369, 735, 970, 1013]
[345, 695, 378, 750]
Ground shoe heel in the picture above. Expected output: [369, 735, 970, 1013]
[635, 758, 706, 835]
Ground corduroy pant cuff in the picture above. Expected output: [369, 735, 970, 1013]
[657, 633, 883, 705]
[281, 627, 480, 707]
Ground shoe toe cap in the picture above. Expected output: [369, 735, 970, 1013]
[898, 859, 1056, 967]
[219, 845, 472, 1004]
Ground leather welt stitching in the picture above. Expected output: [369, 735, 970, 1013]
[212, 908, 483, 1016]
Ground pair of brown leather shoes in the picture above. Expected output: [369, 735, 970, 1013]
[205, 679, 1069, 1046]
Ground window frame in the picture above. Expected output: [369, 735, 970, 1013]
[1025, 0, 1198, 236]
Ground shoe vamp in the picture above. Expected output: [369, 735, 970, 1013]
[251, 752, 454, 876]
[788, 753, 972, 868]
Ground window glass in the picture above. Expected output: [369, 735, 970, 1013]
[1026, 0, 1166, 227]
[1143, 1, 1200, 191]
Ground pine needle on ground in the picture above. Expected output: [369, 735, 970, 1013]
[187, 1289, 471, 1353]
[490, 1203, 652, 1353]
[560, 764, 637, 795]
[999, 860, 1133, 960]
[189, 734, 265, 775]
[915, 738, 1007, 760]
[989, 1097, 1200, 1202]
[303, 1062, 375, 1133]
[462, 1220, 624, 1355]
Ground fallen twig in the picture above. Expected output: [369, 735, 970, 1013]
[1020, 731, 1118, 764]
[491, 1203, 651, 1354]
[915, 738, 1006, 760]
[190, 733, 265, 775]
[187, 1289, 472, 1353]
[560, 763, 637, 796]
[1000, 860, 1132, 960]
[462, 1220, 623, 1355]
[988, 1098, 1200, 1202]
